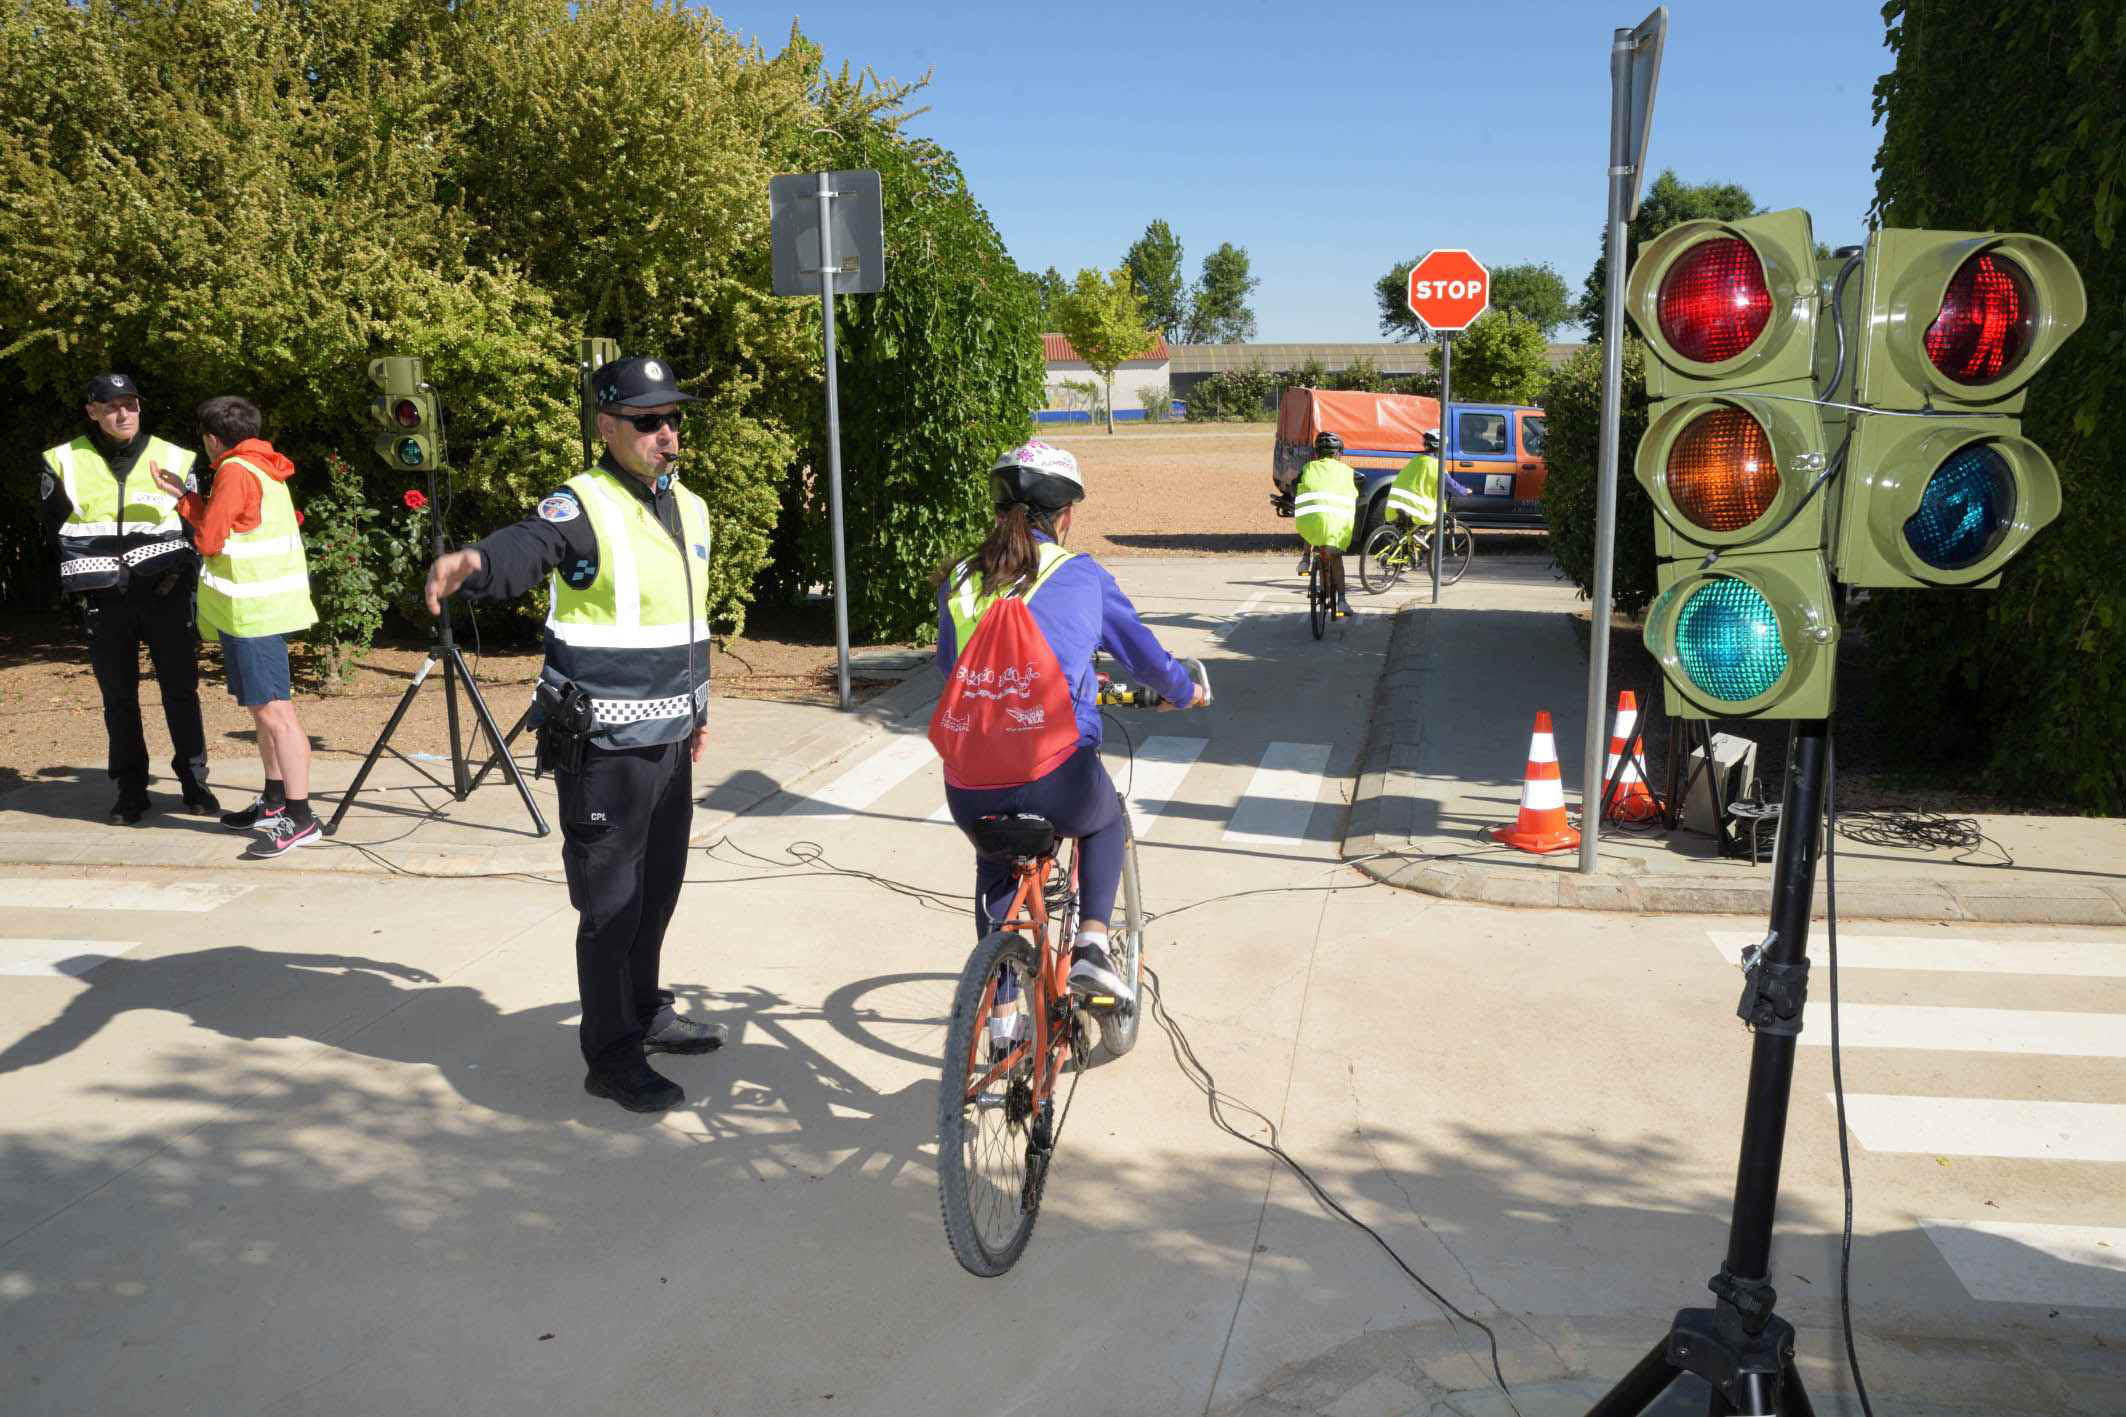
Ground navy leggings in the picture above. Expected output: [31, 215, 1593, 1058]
[945, 744, 1125, 942]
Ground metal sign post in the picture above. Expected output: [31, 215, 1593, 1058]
[1403, 249, 1489, 607]
[1433, 334, 1453, 604]
[769, 169, 885, 711]
[1580, 6, 1666, 874]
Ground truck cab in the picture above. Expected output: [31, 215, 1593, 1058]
[1441, 403, 1547, 528]
[1270, 388, 1547, 537]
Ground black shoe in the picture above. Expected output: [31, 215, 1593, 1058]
[642, 1005, 727, 1055]
[107, 793, 152, 826]
[244, 813, 321, 858]
[1067, 943, 1132, 1003]
[180, 781, 222, 815]
[220, 794, 285, 832]
[584, 1061, 684, 1113]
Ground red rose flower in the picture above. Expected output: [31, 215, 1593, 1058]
[404, 489, 429, 510]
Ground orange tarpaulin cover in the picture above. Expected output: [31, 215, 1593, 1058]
[1276, 387, 1441, 456]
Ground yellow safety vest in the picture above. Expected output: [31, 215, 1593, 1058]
[1294, 457, 1358, 548]
[942, 541, 1080, 654]
[196, 456, 317, 638]
[43, 435, 196, 591]
[1388, 453, 1440, 525]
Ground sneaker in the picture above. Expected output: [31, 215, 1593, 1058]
[1297, 552, 1313, 578]
[244, 813, 320, 858]
[1335, 595, 1355, 618]
[642, 1005, 726, 1055]
[988, 999, 1027, 1055]
[107, 792, 152, 826]
[180, 781, 222, 815]
[221, 795, 286, 832]
[584, 1060, 684, 1114]
[1067, 943, 1132, 1004]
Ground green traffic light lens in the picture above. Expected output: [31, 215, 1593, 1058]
[1905, 444, 2013, 570]
[395, 438, 426, 468]
[1674, 577, 1788, 703]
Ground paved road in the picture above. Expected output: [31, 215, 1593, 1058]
[1, 556, 2119, 1416]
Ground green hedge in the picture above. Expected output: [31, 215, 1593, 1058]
[1864, 0, 2126, 810]
[1540, 340, 1656, 615]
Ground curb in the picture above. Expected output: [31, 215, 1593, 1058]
[1344, 607, 2126, 926]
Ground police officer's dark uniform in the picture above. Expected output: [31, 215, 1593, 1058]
[445, 357, 723, 1113]
[40, 373, 218, 824]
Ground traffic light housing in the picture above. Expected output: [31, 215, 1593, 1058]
[368, 356, 439, 473]
[1832, 229, 2084, 588]
[1645, 557, 1840, 720]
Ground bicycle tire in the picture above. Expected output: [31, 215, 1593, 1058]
[1359, 522, 1407, 594]
[938, 930, 1044, 1276]
[1093, 810, 1144, 1061]
[1439, 517, 1475, 586]
[1308, 553, 1327, 640]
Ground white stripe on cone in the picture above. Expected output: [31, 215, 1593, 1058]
[1529, 733, 1557, 761]
[1522, 776, 1566, 810]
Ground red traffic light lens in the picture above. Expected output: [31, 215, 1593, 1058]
[392, 398, 422, 428]
[1657, 237, 1772, 364]
[1925, 252, 2033, 385]
[1667, 406, 1778, 532]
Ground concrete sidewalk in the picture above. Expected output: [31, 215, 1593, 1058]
[0, 666, 942, 880]
[1343, 560, 2126, 926]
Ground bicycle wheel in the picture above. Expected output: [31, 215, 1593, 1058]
[1093, 810, 1144, 1061]
[1439, 517, 1475, 586]
[1308, 553, 1328, 640]
[938, 930, 1045, 1276]
[1359, 522, 1407, 594]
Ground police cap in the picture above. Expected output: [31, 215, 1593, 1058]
[84, 372, 141, 404]
[593, 357, 701, 410]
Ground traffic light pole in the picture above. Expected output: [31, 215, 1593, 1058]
[1586, 718, 1827, 1417]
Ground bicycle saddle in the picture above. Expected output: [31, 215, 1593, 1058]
[969, 813, 1057, 860]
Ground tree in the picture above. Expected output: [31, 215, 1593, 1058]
[1123, 220, 1187, 341]
[1574, 170, 1758, 342]
[1028, 266, 1068, 327]
[1184, 242, 1259, 344]
[1375, 259, 1571, 340]
[1053, 268, 1155, 434]
[1430, 310, 1552, 405]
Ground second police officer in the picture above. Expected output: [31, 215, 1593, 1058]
[423, 356, 724, 1114]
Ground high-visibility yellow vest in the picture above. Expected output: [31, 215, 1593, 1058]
[1388, 453, 1440, 525]
[542, 466, 713, 749]
[196, 456, 316, 638]
[1294, 457, 1358, 548]
[43, 435, 196, 591]
[942, 541, 1079, 653]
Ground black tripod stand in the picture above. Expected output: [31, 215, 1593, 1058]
[324, 463, 549, 839]
[1587, 718, 1829, 1416]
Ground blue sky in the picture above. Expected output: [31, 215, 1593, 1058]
[714, 1, 1895, 342]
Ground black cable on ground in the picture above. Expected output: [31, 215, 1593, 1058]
[1836, 809, 2008, 866]
[1825, 735, 1877, 1417]
[1141, 961, 1520, 1410]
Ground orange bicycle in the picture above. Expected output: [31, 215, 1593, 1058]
[936, 658, 1210, 1276]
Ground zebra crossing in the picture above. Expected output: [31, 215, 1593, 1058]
[0, 879, 259, 977]
[1708, 929, 2126, 1311]
[773, 729, 1343, 851]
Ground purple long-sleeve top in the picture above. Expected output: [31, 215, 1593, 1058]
[935, 534, 1195, 750]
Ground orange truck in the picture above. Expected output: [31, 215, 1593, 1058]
[1270, 387, 1548, 532]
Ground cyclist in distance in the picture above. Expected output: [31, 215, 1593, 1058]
[1386, 428, 1442, 530]
[1296, 430, 1358, 617]
[934, 440, 1206, 1011]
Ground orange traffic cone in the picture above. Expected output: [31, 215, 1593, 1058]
[1491, 711, 1582, 854]
[1601, 690, 1662, 825]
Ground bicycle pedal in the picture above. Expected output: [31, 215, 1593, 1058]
[1085, 994, 1116, 1008]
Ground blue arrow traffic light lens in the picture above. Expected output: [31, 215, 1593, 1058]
[1674, 577, 1788, 703]
[1905, 445, 2013, 571]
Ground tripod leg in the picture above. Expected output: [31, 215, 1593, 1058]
[325, 655, 438, 835]
[442, 642, 470, 798]
[1584, 1338, 1679, 1416]
[1779, 1359, 1814, 1417]
[445, 644, 549, 837]
[464, 704, 532, 797]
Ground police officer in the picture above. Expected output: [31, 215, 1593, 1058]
[423, 357, 722, 1113]
[40, 373, 217, 824]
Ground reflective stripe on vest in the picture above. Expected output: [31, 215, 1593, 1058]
[943, 541, 1078, 653]
[196, 456, 317, 638]
[46, 436, 195, 590]
[1293, 458, 1357, 547]
[543, 467, 713, 748]
[1387, 453, 1440, 524]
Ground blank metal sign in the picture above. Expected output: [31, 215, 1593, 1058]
[770, 169, 884, 296]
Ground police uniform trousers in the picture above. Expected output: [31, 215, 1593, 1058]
[84, 587, 209, 794]
[556, 736, 692, 1068]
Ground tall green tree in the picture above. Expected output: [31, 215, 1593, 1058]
[1429, 311, 1551, 405]
[1028, 265, 1068, 327]
[1375, 259, 1572, 340]
[1574, 170, 1758, 342]
[1184, 242, 1259, 344]
[1053, 268, 1155, 434]
[1123, 220, 1187, 341]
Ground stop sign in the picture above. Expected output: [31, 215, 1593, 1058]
[1406, 250, 1490, 332]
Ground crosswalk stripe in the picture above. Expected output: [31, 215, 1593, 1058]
[781, 734, 936, 820]
[1217, 591, 1274, 641]
[0, 880, 252, 914]
[0, 939, 143, 977]
[1802, 1005, 2126, 1058]
[1711, 931, 2126, 977]
[1223, 742, 1334, 846]
[1120, 736, 1208, 840]
[1920, 1221, 2126, 1309]
[1837, 1095, 2126, 1163]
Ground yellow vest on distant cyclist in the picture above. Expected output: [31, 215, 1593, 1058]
[1294, 457, 1357, 548]
[196, 456, 317, 638]
[1387, 453, 1440, 525]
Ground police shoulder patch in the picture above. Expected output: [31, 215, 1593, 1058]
[39, 471, 55, 500]
[537, 492, 581, 523]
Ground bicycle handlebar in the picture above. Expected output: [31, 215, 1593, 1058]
[1096, 658, 1212, 709]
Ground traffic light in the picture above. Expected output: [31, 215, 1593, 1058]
[1625, 208, 1840, 718]
[1833, 230, 2084, 587]
[368, 356, 440, 473]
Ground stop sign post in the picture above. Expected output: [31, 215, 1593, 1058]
[1405, 250, 1487, 603]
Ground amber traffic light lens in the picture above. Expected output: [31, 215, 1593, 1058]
[1925, 252, 2034, 385]
[1666, 406, 1778, 533]
[1656, 237, 1772, 364]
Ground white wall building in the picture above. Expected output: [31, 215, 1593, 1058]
[1041, 333, 1171, 415]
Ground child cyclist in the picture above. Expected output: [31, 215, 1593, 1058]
[934, 440, 1207, 1020]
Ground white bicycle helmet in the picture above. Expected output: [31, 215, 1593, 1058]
[990, 439, 1085, 511]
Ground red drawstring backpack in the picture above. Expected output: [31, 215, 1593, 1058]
[929, 560, 1080, 789]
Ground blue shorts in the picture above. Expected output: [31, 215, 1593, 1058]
[219, 631, 292, 707]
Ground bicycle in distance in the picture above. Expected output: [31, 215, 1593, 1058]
[1359, 510, 1473, 594]
[936, 657, 1212, 1277]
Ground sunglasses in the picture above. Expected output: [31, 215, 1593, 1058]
[609, 409, 686, 434]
